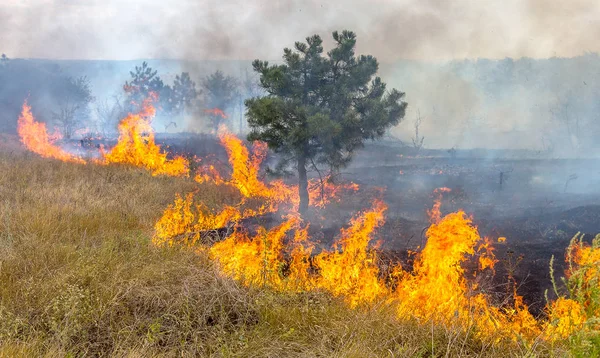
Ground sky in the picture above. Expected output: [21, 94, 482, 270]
[1, 0, 600, 61]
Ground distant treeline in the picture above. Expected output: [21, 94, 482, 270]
[0, 56, 262, 137]
[382, 53, 600, 153]
[1, 54, 600, 154]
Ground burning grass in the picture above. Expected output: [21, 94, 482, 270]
[17, 97, 190, 177]
[1, 151, 586, 357]
[100, 95, 189, 177]
[4, 105, 599, 355]
[17, 101, 85, 164]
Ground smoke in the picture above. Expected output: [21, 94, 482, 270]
[2, 0, 600, 61]
[2, 0, 600, 153]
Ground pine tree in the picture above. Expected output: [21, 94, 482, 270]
[202, 70, 238, 131]
[170, 72, 198, 114]
[246, 30, 407, 215]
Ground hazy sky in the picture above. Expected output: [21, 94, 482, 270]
[1, 0, 599, 61]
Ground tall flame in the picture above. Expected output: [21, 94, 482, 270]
[149, 130, 600, 343]
[17, 100, 85, 164]
[209, 216, 299, 288]
[194, 127, 359, 213]
[156, 185, 550, 341]
[207, 199, 386, 305]
[102, 95, 189, 177]
[312, 199, 388, 307]
[217, 129, 271, 198]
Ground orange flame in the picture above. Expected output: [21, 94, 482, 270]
[193, 128, 359, 214]
[312, 199, 388, 307]
[209, 216, 299, 288]
[102, 95, 189, 176]
[204, 108, 227, 118]
[207, 199, 386, 304]
[543, 234, 600, 338]
[218, 129, 271, 198]
[150, 130, 600, 343]
[545, 297, 586, 339]
[154, 169, 600, 343]
[427, 187, 451, 223]
[17, 100, 85, 164]
[155, 190, 543, 340]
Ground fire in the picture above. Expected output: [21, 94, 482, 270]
[209, 216, 299, 288]
[207, 199, 387, 304]
[102, 95, 189, 177]
[312, 199, 388, 307]
[392, 209, 539, 340]
[217, 129, 271, 198]
[149, 129, 600, 343]
[153, 192, 257, 248]
[193, 127, 359, 213]
[157, 181, 551, 341]
[545, 297, 586, 340]
[543, 233, 600, 338]
[20, 96, 595, 343]
[427, 187, 451, 223]
[204, 108, 227, 118]
[17, 100, 85, 164]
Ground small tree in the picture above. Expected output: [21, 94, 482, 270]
[246, 30, 407, 214]
[0, 54, 8, 67]
[124, 61, 170, 112]
[550, 92, 583, 152]
[95, 94, 127, 136]
[170, 72, 198, 115]
[202, 70, 238, 131]
[411, 109, 425, 152]
[52, 76, 94, 139]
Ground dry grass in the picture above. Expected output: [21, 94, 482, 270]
[0, 152, 572, 357]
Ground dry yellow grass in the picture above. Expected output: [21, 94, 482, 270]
[0, 152, 575, 357]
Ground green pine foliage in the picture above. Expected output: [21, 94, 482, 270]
[246, 30, 407, 214]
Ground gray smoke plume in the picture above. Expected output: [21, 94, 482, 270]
[2, 0, 600, 153]
[2, 0, 600, 60]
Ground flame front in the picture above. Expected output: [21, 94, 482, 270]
[208, 199, 386, 305]
[156, 173, 550, 342]
[17, 100, 85, 164]
[102, 95, 189, 176]
[14, 96, 599, 344]
[393, 209, 539, 340]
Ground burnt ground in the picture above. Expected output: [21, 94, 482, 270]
[69, 134, 600, 315]
[334, 144, 600, 315]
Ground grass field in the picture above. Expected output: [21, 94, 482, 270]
[0, 152, 583, 357]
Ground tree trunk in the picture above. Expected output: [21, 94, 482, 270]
[297, 153, 309, 215]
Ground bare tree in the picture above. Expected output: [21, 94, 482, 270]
[235, 68, 264, 134]
[52, 104, 81, 139]
[95, 94, 127, 136]
[411, 109, 425, 152]
[550, 92, 582, 152]
[52, 76, 94, 139]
